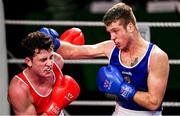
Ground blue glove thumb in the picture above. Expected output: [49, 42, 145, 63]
[39, 27, 60, 51]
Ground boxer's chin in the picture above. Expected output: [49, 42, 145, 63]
[43, 70, 53, 78]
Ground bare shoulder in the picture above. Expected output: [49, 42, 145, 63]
[149, 45, 169, 73]
[9, 76, 29, 95]
[53, 52, 64, 69]
[8, 76, 35, 114]
[151, 45, 169, 61]
[8, 76, 32, 105]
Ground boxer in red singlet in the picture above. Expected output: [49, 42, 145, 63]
[8, 31, 82, 115]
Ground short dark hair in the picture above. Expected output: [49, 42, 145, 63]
[103, 2, 136, 27]
[21, 31, 54, 58]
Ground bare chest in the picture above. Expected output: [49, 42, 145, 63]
[120, 55, 139, 67]
[120, 50, 145, 67]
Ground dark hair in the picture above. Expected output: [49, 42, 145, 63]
[103, 2, 136, 27]
[21, 31, 54, 58]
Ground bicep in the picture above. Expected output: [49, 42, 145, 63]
[148, 51, 169, 104]
[53, 52, 64, 69]
[8, 79, 36, 115]
[133, 49, 169, 110]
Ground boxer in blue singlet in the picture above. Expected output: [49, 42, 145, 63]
[50, 2, 169, 116]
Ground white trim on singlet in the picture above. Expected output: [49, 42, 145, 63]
[21, 69, 53, 97]
[108, 45, 116, 64]
[53, 62, 62, 81]
[53, 62, 61, 71]
[147, 45, 155, 73]
[119, 42, 151, 69]
[15, 75, 29, 87]
[52, 62, 60, 84]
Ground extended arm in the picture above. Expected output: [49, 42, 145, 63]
[38, 27, 115, 59]
[57, 40, 114, 59]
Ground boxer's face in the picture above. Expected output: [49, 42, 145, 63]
[106, 20, 131, 50]
[29, 49, 54, 78]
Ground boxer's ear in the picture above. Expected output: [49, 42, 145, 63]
[25, 57, 32, 67]
[127, 22, 135, 33]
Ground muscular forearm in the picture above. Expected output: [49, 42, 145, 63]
[58, 42, 104, 59]
[133, 91, 161, 110]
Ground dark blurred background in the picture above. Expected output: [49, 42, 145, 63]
[3, 0, 180, 115]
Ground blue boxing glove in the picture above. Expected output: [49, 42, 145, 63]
[96, 64, 136, 101]
[38, 27, 60, 51]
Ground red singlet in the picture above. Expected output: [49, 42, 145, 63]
[15, 63, 63, 114]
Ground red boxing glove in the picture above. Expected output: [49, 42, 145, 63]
[44, 75, 80, 115]
[60, 27, 85, 45]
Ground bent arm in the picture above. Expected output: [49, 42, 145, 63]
[8, 77, 37, 115]
[53, 52, 64, 70]
[133, 48, 169, 110]
[56, 40, 115, 59]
